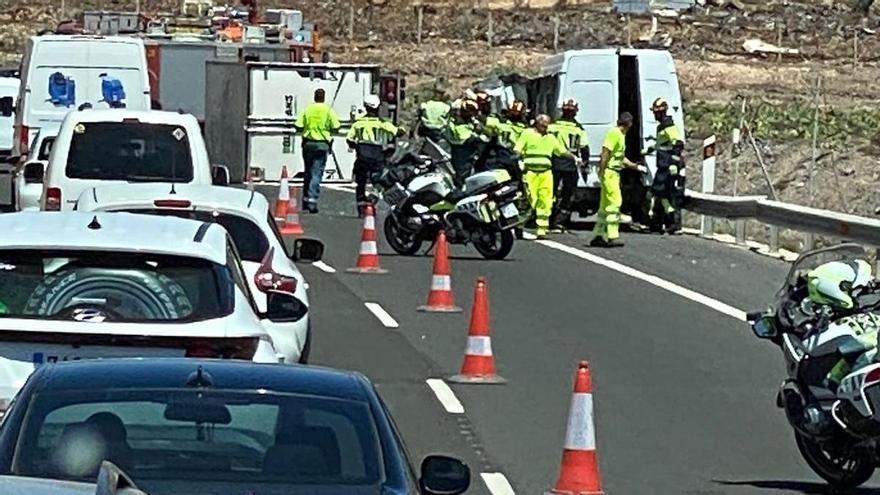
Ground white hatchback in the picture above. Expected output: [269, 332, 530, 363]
[0, 211, 297, 408]
[76, 183, 322, 364]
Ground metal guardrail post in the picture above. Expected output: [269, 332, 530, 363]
[700, 135, 717, 238]
[735, 220, 746, 245]
[768, 225, 779, 253]
[804, 233, 815, 251]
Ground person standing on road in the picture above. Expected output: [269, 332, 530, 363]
[416, 84, 451, 145]
[647, 97, 685, 234]
[295, 89, 341, 214]
[590, 112, 639, 248]
[448, 99, 486, 182]
[347, 95, 404, 217]
[548, 99, 590, 233]
[515, 114, 574, 239]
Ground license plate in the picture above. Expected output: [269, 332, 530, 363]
[500, 203, 519, 219]
[14, 344, 185, 369]
[384, 185, 407, 206]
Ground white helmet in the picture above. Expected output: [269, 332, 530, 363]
[364, 94, 381, 110]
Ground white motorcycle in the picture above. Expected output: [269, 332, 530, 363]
[749, 244, 880, 488]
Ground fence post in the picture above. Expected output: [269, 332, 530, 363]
[348, 0, 355, 41]
[416, 5, 424, 45]
[700, 135, 717, 238]
[487, 9, 494, 47]
[553, 16, 560, 51]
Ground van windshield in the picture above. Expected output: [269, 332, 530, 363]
[66, 123, 194, 182]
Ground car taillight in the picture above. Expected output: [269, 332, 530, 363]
[254, 247, 297, 294]
[865, 367, 880, 388]
[18, 125, 29, 156]
[185, 337, 259, 360]
[45, 187, 62, 211]
[154, 199, 192, 208]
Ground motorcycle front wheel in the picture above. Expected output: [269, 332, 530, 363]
[473, 226, 514, 260]
[384, 214, 423, 256]
[794, 431, 875, 488]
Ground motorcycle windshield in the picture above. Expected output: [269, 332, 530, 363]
[779, 243, 867, 298]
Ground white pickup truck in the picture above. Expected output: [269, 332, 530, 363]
[34, 109, 230, 211]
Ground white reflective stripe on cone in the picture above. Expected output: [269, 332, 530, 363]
[279, 188, 290, 201]
[360, 241, 378, 255]
[431, 275, 451, 291]
[286, 214, 299, 223]
[465, 336, 493, 357]
[364, 215, 376, 230]
[564, 393, 596, 451]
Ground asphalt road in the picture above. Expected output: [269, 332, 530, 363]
[277, 185, 880, 494]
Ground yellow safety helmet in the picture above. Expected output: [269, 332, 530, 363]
[651, 97, 669, 112]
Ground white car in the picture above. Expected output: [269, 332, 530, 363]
[15, 126, 58, 211]
[0, 211, 297, 408]
[0, 76, 19, 160]
[76, 183, 322, 364]
[40, 109, 230, 211]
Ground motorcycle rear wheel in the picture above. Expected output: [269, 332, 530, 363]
[384, 214, 423, 256]
[794, 431, 875, 489]
[473, 226, 514, 260]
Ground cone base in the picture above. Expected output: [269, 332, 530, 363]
[545, 490, 604, 495]
[447, 374, 507, 385]
[417, 305, 463, 313]
[346, 267, 389, 274]
[280, 228, 305, 236]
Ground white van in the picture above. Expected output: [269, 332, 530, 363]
[12, 35, 151, 158]
[488, 49, 685, 217]
[40, 109, 227, 211]
[0, 77, 19, 160]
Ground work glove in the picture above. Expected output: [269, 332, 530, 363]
[669, 165, 679, 176]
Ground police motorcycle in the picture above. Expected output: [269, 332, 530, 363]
[372, 139, 525, 260]
[748, 244, 880, 488]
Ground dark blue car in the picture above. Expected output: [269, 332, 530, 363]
[0, 359, 470, 495]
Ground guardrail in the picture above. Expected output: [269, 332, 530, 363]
[684, 190, 880, 251]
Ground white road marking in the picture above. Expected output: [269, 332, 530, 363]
[481, 472, 516, 495]
[364, 302, 400, 328]
[324, 183, 356, 193]
[536, 239, 747, 321]
[522, 232, 537, 240]
[426, 379, 465, 414]
[312, 260, 337, 273]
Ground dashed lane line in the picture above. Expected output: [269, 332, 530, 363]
[364, 302, 400, 328]
[480, 472, 516, 495]
[536, 239, 748, 322]
[312, 260, 337, 273]
[425, 379, 465, 414]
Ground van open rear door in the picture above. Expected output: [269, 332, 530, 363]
[559, 51, 618, 187]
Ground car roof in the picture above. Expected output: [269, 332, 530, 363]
[84, 183, 270, 220]
[31, 34, 145, 45]
[35, 358, 371, 402]
[0, 212, 228, 265]
[60, 109, 198, 127]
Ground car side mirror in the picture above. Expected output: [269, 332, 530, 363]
[291, 238, 324, 263]
[212, 164, 230, 186]
[419, 455, 470, 495]
[23, 161, 44, 184]
[265, 290, 307, 323]
[0, 97, 12, 117]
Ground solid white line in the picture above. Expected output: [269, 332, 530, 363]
[522, 232, 537, 240]
[364, 302, 400, 328]
[481, 472, 516, 495]
[324, 183, 356, 193]
[312, 261, 337, 273]
[425, 379, 465, 414]
[536, 239, 747, 321]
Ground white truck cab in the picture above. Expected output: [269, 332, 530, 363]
[40, 109, 227, 211]
[0, 77, 19, 160]
[13, 35, 151, 158]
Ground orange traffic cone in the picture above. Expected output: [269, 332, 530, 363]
[447, 277, 506, 384]
[546, 361, 604, 495]
[418, 231, 462, 313]
[274, 166, 291, 222]
[347, 204, 388, 274]
[279, 186, 305, 236]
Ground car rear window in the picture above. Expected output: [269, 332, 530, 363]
[13, 389, 382, 492]
[0, 250, 230, 322]
[37, 136, 55, 161]
[65, 123, 193, 182]
[122, 210, 269, 263]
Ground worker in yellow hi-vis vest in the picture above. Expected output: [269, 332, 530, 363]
[294, 88, 341, 214]
[514, 114, 576, 239]
[590, 112, 639, 248]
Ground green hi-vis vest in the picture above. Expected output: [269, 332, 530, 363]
[420, 100, 451, 130]
[515, 128, 567, 172]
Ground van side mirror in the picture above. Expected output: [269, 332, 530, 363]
[265, 290, 307, 323]
[419, 456, 470, 495]
[23, 161, 44, 184]
[212, 165, 230, 186]
[0, 97, 12, 117]
[291, 238, 324, 263]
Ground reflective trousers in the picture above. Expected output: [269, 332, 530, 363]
[524, 169, 553, 236]
[593, 168, 621, 241]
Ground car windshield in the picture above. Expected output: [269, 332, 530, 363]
[12, 389, 383, 494]
[121, 209, 270, 263]
[66, 123, 194, 182]
[0, 250, 230, 322]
